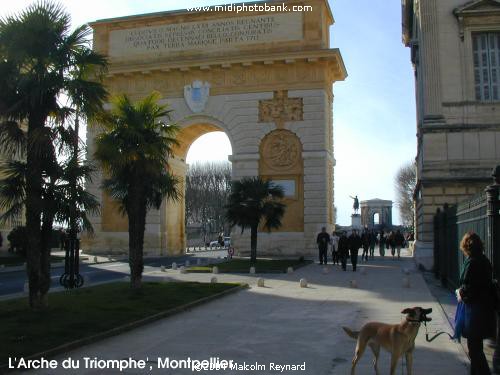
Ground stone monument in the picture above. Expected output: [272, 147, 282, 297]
[83, 0, 346, 257]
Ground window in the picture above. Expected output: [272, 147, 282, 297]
[473, 32, 500, 101]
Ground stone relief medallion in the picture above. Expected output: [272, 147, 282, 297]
[262, 130, 301, 171]
[184, 80, 210, 113]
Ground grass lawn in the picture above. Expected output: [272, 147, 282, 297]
[0, 281, 239, 365]
[0, 255, 65, 267]
[187, 258, 313, 273]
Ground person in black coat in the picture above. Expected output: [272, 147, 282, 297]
[378, 231, 386, 257]
[338, 231, 349, 271]
[456, 232, 496, 375]
[361, 228, 370, 261]
[348, 230, 362, 272]
[316, 227, 330, 265]
[394, 230, 405, 259]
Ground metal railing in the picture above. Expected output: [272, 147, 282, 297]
[433, 173, 500, 289]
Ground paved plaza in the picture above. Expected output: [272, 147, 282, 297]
[27, 250, 469, 375]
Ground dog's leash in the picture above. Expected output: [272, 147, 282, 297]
[423, 321, 454, 342]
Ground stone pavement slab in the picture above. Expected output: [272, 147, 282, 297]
[24, 253, 469, 375]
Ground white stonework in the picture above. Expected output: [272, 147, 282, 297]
[403, 0, 500, 269]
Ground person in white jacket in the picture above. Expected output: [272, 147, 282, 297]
[330, 231, 340, 265]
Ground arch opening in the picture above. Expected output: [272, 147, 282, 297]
[168, 125, 233, 253]
[373, 212, 380, 226]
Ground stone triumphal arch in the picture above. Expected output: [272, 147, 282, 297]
[84, 0, 346, 256]
[360, 199, 393, 230]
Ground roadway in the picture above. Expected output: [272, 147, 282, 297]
[0, 249, 227, 298]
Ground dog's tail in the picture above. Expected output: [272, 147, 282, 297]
[342, 327, 360, 339]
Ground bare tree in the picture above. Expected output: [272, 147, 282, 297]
[395, 161, 416, 228]
[185, 162, 232, 242]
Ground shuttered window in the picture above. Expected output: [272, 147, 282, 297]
[473, 32, 500, 101]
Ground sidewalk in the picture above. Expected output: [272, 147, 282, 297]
[30, 250, 469, 375]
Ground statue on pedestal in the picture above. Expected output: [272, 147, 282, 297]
[350, 195, 360, 214]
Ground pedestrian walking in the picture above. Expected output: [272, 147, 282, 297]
[348, 230, 362, 272]
[394, 230, 405, 259]
[379, 231, 386, 257]
[330, 231, 340, 265]
[338, 231, 349, 271]
[361, 228, 370, 261]
[388, 231, 396, 259]
[454, 232, 496, 375]
[316, 227, 330, 265]
[368, 230, 377, 260]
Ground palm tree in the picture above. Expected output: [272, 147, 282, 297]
[94, 92, 180, 289]
[225, 177, 286, 263]
[0, 2, 107, 308]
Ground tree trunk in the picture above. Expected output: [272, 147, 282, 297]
[25, 116, 45, 309]
[250, 224, 258, 264]
[39, 211, 55, 308]
[127, 189, 147, 290]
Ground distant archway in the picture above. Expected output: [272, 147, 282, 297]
[360, 199, 393, 229]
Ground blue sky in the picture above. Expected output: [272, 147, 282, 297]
[1, 0, 416, 226]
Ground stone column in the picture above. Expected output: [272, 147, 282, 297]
[160, 157, 188, 255]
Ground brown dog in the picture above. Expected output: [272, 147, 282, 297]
[343, 306, 432, 375]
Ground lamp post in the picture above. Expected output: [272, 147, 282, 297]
[487, 165, 500, 373]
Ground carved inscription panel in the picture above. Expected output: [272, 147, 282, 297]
[109, 13, 303, 58]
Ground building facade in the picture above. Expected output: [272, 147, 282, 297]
[84, 0, 346, 257]
[402, 0, 500, 269]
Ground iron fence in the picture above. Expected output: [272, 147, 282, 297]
[433, 178, 500, 290]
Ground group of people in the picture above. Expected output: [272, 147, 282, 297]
[316, 227, 409, 271]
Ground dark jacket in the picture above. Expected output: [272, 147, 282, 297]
[348, 233, 362, 252]
[459, 254, 496, 339]
[361, 232, 370, 248]
[316, 232, 330, 250]
[394, 232, 405, 247]
[338, 235, 349, 255]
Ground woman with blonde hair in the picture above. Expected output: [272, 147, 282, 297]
[455, 231, 496, 375]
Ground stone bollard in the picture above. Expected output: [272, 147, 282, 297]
[249, 266, 256, 274]
[94, 256, 98, 264]
[197, 258, 202, 266]
[287, 266, 294, 274]
[171, 262, 178, 270]
[123, 276, 130, 282]
[322, 267, 329, 274]
[402, 277, 411, 288]
[360, 268, 367, 275]
[23, 281, 29, 294]
[402, 268, 410, 275]
[160, 265, 166, 272]
[257, 278, 265, 287]
[185, 260, 190, 267]
[210, 276, 218, 284]
[180, 266, 187, 274]
[299, 278, 308, 288]
[350, 280, 358, 288]
[108, 255, 112, 261]
[212, 266, 219, 274]
[83, 274, 91, 285]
